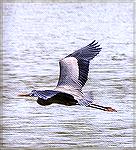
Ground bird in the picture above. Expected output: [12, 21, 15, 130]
[18, 40, 117, 112]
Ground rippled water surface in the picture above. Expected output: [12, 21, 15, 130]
[2, 3, 134, 149]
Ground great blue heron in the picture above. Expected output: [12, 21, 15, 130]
[19, 40, 117, 112]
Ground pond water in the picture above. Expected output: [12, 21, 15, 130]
[1, 3, 134, 149]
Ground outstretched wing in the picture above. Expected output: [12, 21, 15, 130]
[56, 40, 102, 90]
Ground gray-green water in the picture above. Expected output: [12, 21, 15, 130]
[2, 3, 134, 149]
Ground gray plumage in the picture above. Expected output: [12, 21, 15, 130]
[57, 40, 101, 88]
[31, 40, 101, 106]
[19, 40, 117, 112]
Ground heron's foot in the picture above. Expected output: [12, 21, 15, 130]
[104, 107, 117, 112]
[89, 103, 117, 112]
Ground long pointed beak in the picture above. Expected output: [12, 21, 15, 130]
[18, 93, 31, 97]
[89, 103, 117, 112]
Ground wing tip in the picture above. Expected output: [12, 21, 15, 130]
[90, 40, 96, 45]
[88, 40, 102, 50]
[65, 40, 102, 60]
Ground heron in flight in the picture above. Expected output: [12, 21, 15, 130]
[19, 40, 117, 112]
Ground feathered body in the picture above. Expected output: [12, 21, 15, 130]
[19, 40, 117, 112]
[30, 40, 101, 106]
